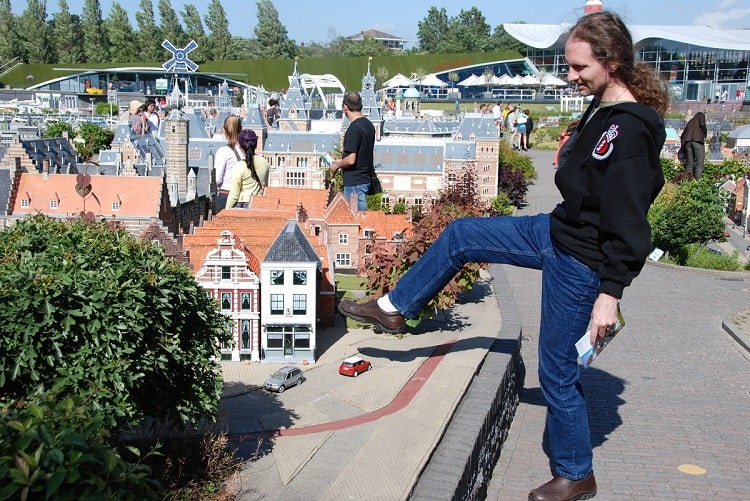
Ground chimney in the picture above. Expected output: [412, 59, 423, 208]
[584, 0, 603, 14]
[349, 192, 358, 215]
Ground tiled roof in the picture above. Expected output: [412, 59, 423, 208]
[323, 192, 357, 225]
[254, 187, 331, 220]
[13, 173, 163, 217]
[358, 210, 412, 240]
[182, 210, 333, 292]
[265, 220, 321, 265]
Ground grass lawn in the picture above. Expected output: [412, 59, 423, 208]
[335, 274, 366, 290]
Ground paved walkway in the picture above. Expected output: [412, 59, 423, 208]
[219, 147, 750, 500]
[487, 148, 750, 500]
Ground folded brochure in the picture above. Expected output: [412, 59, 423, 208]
[575, 308, 625, 369]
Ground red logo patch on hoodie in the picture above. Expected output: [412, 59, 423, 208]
[592, 124, 619, 160]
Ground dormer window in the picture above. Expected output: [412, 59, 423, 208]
[49, 199, 59, 209]
[112, 201, 120, 211]
[20, 199, 29, 208]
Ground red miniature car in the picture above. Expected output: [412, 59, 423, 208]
[338, 356, 372, 377]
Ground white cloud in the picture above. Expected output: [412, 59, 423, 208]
[693, 0, 750, 28]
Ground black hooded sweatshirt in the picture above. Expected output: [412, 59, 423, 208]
[551, 99, 666, 299]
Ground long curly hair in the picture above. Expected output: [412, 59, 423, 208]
[568, 11, 670, 116]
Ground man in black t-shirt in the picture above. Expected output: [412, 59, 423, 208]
[330, 92, 375, 211]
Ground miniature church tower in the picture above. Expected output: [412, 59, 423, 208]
[164, 108, 189, 206]
[360, 56, 384, 140]
[278, 58, 312, 132]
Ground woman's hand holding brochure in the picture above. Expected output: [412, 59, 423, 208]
[575, 307, 625, 369]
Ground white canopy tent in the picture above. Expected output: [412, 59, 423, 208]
[382, 73, 411, 88]
[496, 74, 516, 86]
[542, 74, 569, 87]
[458, 74, 481, 86]
[416, 73, 448, 87]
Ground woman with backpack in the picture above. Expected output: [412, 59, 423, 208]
[226, 129, 270, 209]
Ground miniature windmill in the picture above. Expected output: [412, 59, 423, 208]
[162, 40, 199, 109]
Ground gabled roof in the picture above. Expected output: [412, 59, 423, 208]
[265, 219, 321, 265]
[181, 210, 333, 292]
[323, 192, 358, 225]
[12, 173, 163, 217]
[18, 137, 78, 174]
[183, 211, 290, 274]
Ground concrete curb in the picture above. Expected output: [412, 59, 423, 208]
[722, 315, 750, 354]
[410, 264, 524, 500]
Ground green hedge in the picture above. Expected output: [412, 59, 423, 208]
[5, 51, 521, 91]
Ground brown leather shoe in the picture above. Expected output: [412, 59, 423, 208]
[528, 472, 597, 501]
[338, 299, 405, 333]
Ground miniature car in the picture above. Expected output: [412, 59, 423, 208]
[263, 366, 304, 393]
[338, 356, 372, 377]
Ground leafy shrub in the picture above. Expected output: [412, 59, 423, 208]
[490, 192, 515, 215]
[361, 169, 488, 325]
[0, 215, 231, 431]
[649, 180, 726, 254]
[0, 388, 161, 500]
[498, 167, 529, 207]
[660, 157, 683, 183]
[42, 120, 75, 140]
[703, 158, 747, 181]
[75, 123, 114, 160]
[392, 202, 407, 214]
[498, 140, 537, 181]
[684, 245, 744, 271]
[496, 140, 534, 206]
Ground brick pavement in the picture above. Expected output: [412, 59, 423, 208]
[487, 148, 750, 500]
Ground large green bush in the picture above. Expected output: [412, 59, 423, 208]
[0, 215, 231, 431]
[649, 180, 726, 255]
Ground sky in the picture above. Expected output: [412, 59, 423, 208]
[17, 0, 750, 49]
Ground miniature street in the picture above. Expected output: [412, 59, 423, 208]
[217, 148, 750, 500]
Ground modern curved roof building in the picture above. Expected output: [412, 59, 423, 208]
[504, 17, 750, 103]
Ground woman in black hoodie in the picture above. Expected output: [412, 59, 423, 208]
[680, 112, 707, 179]
[339, 12, 670, 500]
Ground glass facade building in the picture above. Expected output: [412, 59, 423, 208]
[504, 23, 750, 103]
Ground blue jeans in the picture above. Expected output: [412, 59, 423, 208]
[389, 214, 600, 480]
[344, 183, 369, 211]
[215, 193, 228, 214]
